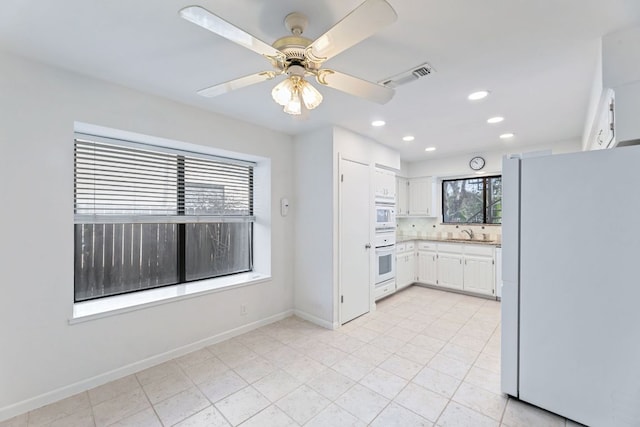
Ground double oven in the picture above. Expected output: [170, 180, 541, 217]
[374, 202, 396, 289]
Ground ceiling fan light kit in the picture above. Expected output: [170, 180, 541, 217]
[271, 63, 322, 115]
[179, 0, 397, 115]
[271, 76, 323, 115]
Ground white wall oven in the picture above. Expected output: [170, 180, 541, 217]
[375, 203, 396, 230]
[374, 231, 396, 284]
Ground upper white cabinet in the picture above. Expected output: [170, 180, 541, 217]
[396, 177, 409, 215]
[375, 168, 396, 202]
[409, 177, 432, 216]
[396, 176, 435, 217]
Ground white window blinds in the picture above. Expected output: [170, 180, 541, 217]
[74, 133, 255, 224]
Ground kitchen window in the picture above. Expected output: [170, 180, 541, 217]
[442, 175, 502, 224]
[74, 133, 254, 303]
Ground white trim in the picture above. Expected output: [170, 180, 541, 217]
[69, 121, 273, 322]
[294, 309, 339, 330]
[73, 122, 265, 164]
[71, 273, 271, 322]
[0, 309, 294, 422]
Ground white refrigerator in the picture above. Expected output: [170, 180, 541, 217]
[501, 146, 640, 427]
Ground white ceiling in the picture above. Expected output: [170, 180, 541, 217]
[1, 1, 639, 161]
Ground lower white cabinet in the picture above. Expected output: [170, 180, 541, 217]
[462, 244, 495, 296]
[436, 243, 464, 291]
[416, 241, 496, 297]
[463, 256, 495, 295]
[416, 242, 437, 285]
[396, 241, 416, 290]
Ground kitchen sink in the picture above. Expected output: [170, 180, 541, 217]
[443, 238, 496, 243]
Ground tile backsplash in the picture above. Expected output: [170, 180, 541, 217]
[397, 217, 502, 242]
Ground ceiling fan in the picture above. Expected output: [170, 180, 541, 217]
[179, 0, 397, 115]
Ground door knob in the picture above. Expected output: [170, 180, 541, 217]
[365, 243, 371, 249]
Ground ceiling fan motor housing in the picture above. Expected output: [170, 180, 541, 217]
[287, 64, 306, 78]
[284, 12, 308, 36]
[271, 12, 321, 72]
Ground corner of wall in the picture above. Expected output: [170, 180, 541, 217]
[292, 128, 335, 325]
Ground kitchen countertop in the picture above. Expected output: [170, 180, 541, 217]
[397, 235, 501, 247]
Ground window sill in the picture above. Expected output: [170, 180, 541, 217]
[70, 272, 271, 324]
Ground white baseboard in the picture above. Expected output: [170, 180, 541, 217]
[0, 309, 294, 422]
[293, 309, 339, 330]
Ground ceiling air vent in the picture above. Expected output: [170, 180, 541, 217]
[379, 63, 434, 88]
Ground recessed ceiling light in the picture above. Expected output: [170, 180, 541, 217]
[424, 147, 436, 152]
[468, 90, 489, 100]
[500, 133, 515, 139]
[402, 135, 415, 142]
[487, 116, 504, 124]
[371, 120, 386, 127]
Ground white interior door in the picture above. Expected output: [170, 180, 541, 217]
[339, 158, 371, 324]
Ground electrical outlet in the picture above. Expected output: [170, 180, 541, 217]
[240, 304, 247, 316]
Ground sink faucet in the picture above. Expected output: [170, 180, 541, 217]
[462, 228, 474, 240]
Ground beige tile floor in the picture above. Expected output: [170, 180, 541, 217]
[1, 286, 585, 427]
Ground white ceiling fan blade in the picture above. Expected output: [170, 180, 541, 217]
[197, 71, 278, 98]
[180, 6, 284, 61]
[306, 0, 397, 64]
[316, 70, 394, 104]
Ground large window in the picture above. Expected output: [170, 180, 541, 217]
[74, 134, 254, 302]
[442, 175, 502, 224]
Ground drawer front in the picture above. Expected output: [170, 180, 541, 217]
[374, 282, 396, 300]
[397, 241, 415, 254]
[417, 242, 437, 251]
[464, 244, 494, 256]
[437, 242, 464, 254]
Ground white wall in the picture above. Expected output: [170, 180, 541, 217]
[292, 128, 335, 326]
[333, 127, 401, 171]
[602, 26, 640, 144]
[292, 127, 400, 327]
[407, 139, 581, 178]
[603, 25, 640, 144]
[332, 128, 400, 324]
[603, 25, 640, 89]
[0, 51, 294, 419]
[398, 139, 581, 239]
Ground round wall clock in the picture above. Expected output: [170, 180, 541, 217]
[469, 156, 486, 171]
